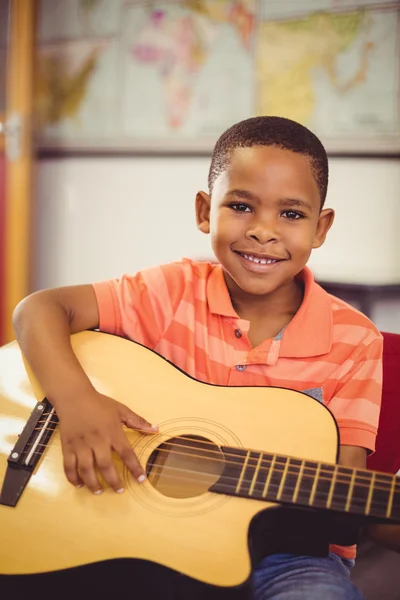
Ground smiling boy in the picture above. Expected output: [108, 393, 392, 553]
[13, 117, 384, 599]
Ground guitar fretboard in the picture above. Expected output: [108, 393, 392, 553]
[210, 447, 400, 522]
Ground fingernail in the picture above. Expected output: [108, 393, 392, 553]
[137, 474, 146, 483]
[76, 484, 83, 489]
[151, 424, 158, 429]
[116, 488, 125, 494]
[94, 489, 103, 495]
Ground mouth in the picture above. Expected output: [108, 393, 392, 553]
[235, 251, 285, 265]
[233, 250, 287, 274]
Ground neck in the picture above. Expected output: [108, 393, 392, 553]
[209, 446, 400, 523]
[226, 276, 304, 322]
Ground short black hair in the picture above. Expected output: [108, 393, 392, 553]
[208, 116, 328, 207]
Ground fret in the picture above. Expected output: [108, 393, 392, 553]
[369, 473, 393, 519]
[365, 472, 375, 515]
[209, 446, 248, 498]
[392, 483, 400, 521]
[277, 457, 303, 504]
[238, 451, 264, 495]
[295, 461, 317, 505]
[210, 446, 400, 525]
[326, 465, 338, 509]
[313, 463, 335, 507]
[330, 467, 351, 512]
[386, 475, 397, 518]
[345, 469, 357, 512]
[249, 452, 263, 496]
[276, 458, 290, 501]
[347, 471, 372, 515]
[235, 450, 250, 494]
[267, 456, 289, 501]
[292, 459, 305, 503]
[262, 455, 276, 499]
[309, 463, 321, 506]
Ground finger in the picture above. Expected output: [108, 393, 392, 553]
[93, 445, 125, 493]
[76, 447, 103, 494]
[63, 449, 83, 488]
[113, 439, 146, 483]
[120, 408, 158, 433]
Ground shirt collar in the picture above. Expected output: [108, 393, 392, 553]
[279, 267, 333, 358]
[206, 264, 333, 358]
[207, 264, 238, 318]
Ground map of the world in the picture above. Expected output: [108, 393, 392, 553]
[35, 0, 400, 153]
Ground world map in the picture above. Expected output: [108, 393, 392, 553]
[35, 0, 400, 153]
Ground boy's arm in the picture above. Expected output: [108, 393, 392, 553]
[334, 336, 400, 553]
[367, 524, 400, 553]
[13, 285, 101, 407]
[339, 446, 400, 554]
[13, 286, 157, 493]
[339, 445, 366, 469]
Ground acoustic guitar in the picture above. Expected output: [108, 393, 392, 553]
[0, 331, 399, 599]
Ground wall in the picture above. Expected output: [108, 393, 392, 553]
[34, 155, 400, 333]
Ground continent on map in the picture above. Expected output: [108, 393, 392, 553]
[256, 11, 373, 125]
[185, 0, 255, 48]
[35, 46, 102, 127]
[131, 1, 254, 129]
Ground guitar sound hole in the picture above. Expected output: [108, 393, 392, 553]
[146, 435, 225, 499]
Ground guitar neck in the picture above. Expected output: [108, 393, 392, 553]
[210, 447, 400, 522]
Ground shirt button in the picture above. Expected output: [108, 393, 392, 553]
[236, 364, 246, 372]
[235, 329, 242, 338]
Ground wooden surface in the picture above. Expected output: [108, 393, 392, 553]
[0, 126, 5, 344]
[3, 0, 36, 343]
[0, 331, 338, 587]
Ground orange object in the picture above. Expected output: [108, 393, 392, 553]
[94, 259, 383, 454]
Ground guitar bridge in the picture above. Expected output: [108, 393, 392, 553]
[0, 398, 58, 507]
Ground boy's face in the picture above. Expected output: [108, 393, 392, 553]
[196, 146, 334, 300]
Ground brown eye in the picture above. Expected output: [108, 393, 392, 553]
[230, 203, 251, 213]
[282, 210, 304, 220]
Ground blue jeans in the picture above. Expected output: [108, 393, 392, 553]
[252, 553, 364, 600]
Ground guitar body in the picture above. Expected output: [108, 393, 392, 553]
[0, 332, 340, 598]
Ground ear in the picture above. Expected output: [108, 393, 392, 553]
[312, 208, 335, 249]
[195, 191, 211, 234]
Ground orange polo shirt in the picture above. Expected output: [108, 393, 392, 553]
[93, 259, 383, 559]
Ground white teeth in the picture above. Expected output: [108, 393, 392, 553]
[242, 253, 277, 265]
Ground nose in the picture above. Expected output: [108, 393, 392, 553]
[245, 214, 279, 244]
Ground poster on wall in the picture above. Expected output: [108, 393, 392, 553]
[34, 0, 400, 155]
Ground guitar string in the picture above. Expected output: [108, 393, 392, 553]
[17, 440, 399, 496]
[142, 466, 398, 511]
[34, 416, 396, 481]
[11, 435, 399, 509]
[34, 417, 394, 480]
[22, 426, 399, 492]
[33, 417, 388, 482]
[25, 433, 395, 489]
[24, 424, 398, 491]
[10, 453, 396, 514]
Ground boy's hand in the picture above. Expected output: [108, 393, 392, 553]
[57, 392, 158, 494]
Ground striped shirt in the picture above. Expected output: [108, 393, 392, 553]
[93, 258, 383, 558]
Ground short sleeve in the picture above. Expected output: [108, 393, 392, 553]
[327, 333, 383, 452]
[92, 261, 188, 349]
